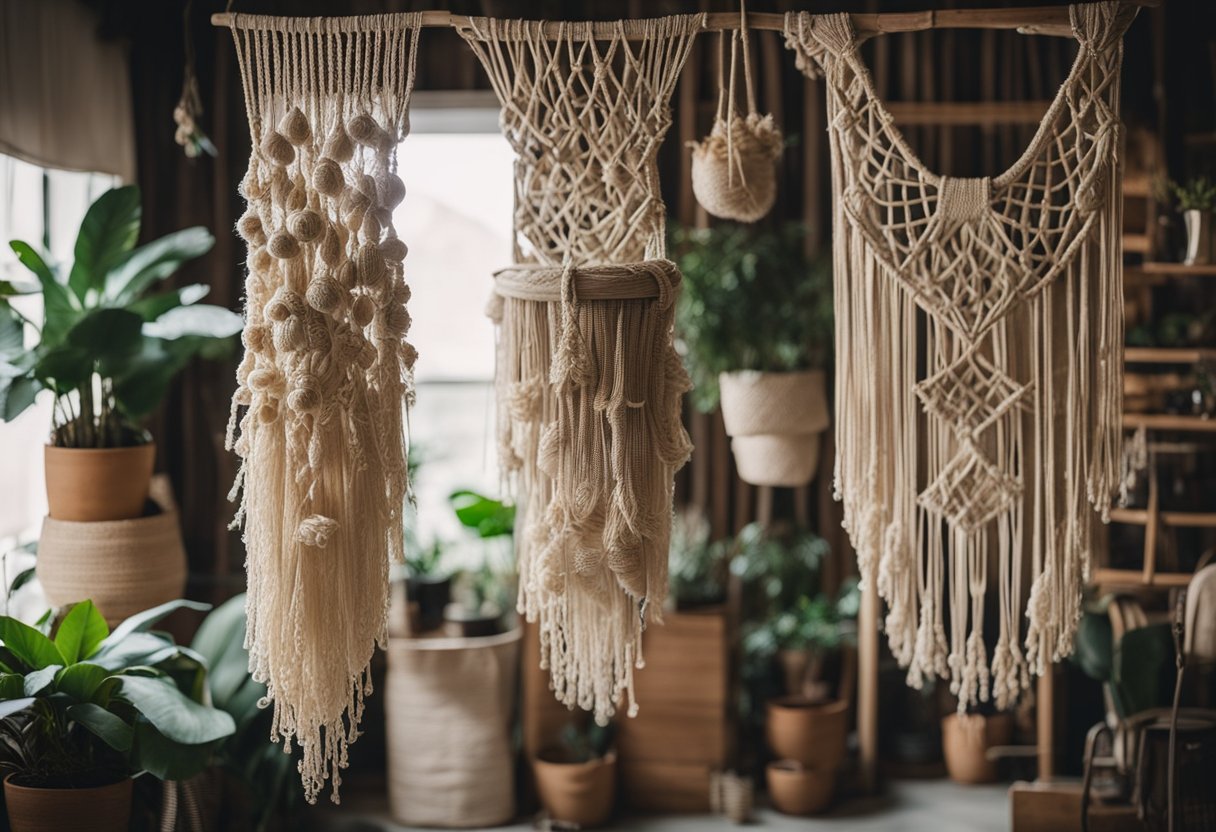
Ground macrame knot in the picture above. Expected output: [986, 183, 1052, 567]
[247, 367, 283, 395]
[306, 275, 344, 314]
[295, 514, 339, 548]
[237, 210, 267, 245]
[551, 264, 592, 388]
[319, 227, 342, 266]
[288, 210, 324, 243]
[337, 260, 358, 290]
[379, 173, 406, 208]
[360, 212, 383, 245]
[380, 237, 408, 263]
[347, 113, 386, 148]
[257, 402, 279, 424]
[507, 379, 542, 421]
[273, 317, 307, 352]
[484, 289, 504, 324]
[279, 106, 312, 146]
[357, 244, 387, 287]
[324, 125, 355, 162]
[267, 230, 301, 260]
[261, 130, 295, 165]
[287, 372, 322, 413]
[313, 157, 345, 196]
[381, 302, 411, 336]
[351, 294, 376, 328]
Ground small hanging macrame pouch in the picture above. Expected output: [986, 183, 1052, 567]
[223, 12, 423, 803]
[459, 16, 701, 724]
[690, 2, 783, 223]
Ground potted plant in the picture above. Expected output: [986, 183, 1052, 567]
[940, 707, 1013, 785]
[444, 489, 516, 637]
[765, 759, 835, 816]
[1170, 176, 1216, 265]
[0, 599, 236, 832]
[404, 540, 450, 634]
[533, 720, 617, 829]
[1, 185, 240, 521]
[672, 223, 832, 487]
[667, 509, 729, 611]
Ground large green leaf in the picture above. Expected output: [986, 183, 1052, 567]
[0, 376, 39, 422]
[109, 337, 216, 421]
[126, 284, 210, 322]
[23, 664, 62, 696]
[1112, 622, 1175, 717]
[0, 279, 39, 297]
[131, 719, 221, 781]
[32, 342, 91, 394]
[0, 309, 22, 358]
[106, 600, 211, 648]
[142, 304, 242, 341]
[117, 675, 235, 745]
[450, 490, 515, 538]
[68, 186, 142, 302]
[191, 596, 258, 713]
[54, 601, 110, 664]
[0, 673, 24, 699]
[55, 662, 111, 702]
[10, 241, 79, 346]
[69, 702, 133, 752]
[90, 634, 182, 673]
[0, 616, 66, 670]
[66, 308, 143, 358]
[105, 228, 215, 304]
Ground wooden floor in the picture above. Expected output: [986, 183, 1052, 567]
[310, 779, 1011, 831]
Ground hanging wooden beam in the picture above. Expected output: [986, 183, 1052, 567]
[212, 1, 1158, 39]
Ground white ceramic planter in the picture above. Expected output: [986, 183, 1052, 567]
[718, 369, 829, 487]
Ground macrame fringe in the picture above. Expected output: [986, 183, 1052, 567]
[224, 12, 422, 803]
[785, 1, 1133, 712]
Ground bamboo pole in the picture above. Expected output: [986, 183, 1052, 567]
[212, 1, 1159, 38]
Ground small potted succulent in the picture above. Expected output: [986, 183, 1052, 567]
[533, 720, 617, 829]
[1, 184, 240, 521]
[672, 223, 832, 487]
[0, 599, 236, 832]
[444, 489, 515, 637]
[1170, 176, 1216, 265]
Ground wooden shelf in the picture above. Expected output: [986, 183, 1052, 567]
[1125, 347, 1214, 363]
[1122, 413, 1216, 432]
[1091, 567, 1193, 588]
[1109, 507, 1216, 528]
[883, 100, 1051, 126]
[1135, 262, 1216, 276]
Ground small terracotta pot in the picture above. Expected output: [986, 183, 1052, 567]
[765, 761, 835, 816]
[941, 712, 1014, 784]
[4, 775, 132, 832]
[532, 751, 616, 828]
[44, 443, 155, 522]
[765, 696, 849, 769]
[718, 370, 829, 487]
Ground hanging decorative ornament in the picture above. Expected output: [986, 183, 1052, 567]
[784, 1, 1135, 712]
[458, 15, 702, 725]
[690, 1, 783, 223]
[221, 12, 423, 804]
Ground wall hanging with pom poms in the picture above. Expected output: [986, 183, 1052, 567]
[219, 12, 422, 804]
[689, 1, 783, 223]
[784, 1, 1135, 712]
[457, 15, 702, 725]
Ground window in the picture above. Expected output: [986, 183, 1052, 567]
[395, 94, 515, 558]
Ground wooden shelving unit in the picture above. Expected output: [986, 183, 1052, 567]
[1121, 413, 1216, 432]
[1124, 346, 1215, 363]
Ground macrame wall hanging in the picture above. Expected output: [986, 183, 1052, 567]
[223, 12, 422, 803]
[689, 2, 783, 222]
[458, 15, 702, 724]
[785, 1, 1134, 711]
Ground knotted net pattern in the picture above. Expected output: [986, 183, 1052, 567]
[224, 13, 421, 803]
[459, 16, 701, 723]
[785, 1, 1133, 711]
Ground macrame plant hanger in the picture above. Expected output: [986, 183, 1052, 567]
[221, 12, 422, 803]
[784, 0, 1135, 712]
[457, 15, 703, 724]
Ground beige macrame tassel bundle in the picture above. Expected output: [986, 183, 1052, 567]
[224, 12, 422, 803]
[460, 15, 701, 723]
[690, 2, 783, 223]
[785, 1, 1133, 712]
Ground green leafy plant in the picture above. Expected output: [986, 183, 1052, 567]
[450, 489, 515, 539]
[556, 719, 615, 764]
[449, 489, 516, 619]
[404, 540, 446, 579]
[742, 580, 860, 660]
[191, 594, 300, 831]
[1, 185, 242, 447]
[0, 599, 235, 788]
[668, 509, 729, 607]
[671, 223, 833, 412]
[729, 522, 831, 613]
[1170, 176, 1216, 212]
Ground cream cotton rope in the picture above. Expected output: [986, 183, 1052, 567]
[224, 12, 422, 803]
[459, 15, 701, 724]
[785, 1, 1134, 712]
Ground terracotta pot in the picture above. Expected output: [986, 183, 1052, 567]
[532, 751, 616, 828]
[941, 712, 1014, 785]
[4, 775, 132, 832]
[765, 696, 849, 769]
[765, 761, 835, 816]
[37, 479, 186, 625]
[44, 443, 155, 522]
[718, 370, 829, 487]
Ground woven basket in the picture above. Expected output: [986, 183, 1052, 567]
[718, 370, 829, 487]
[37, 477, 186, 624]
[386, 629, 520, 828]
[690, 114, 782, 223]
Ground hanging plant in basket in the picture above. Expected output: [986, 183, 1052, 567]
[689, 3, 783, 223]
[673, 223, 832, 487]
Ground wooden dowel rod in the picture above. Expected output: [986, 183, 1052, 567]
[211, 1, 1158, 38]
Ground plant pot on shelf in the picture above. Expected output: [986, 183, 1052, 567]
[765, 760, 835, 816]
[1183, 209, 1213, 265]
[4, 775, 133, 832]
[44, 442, 155, 522]
[36, 476, 186, 625]
[941, 712, 1014, 785]
[443, 605, 501, 638]
[718, 370, 829, 487]
[406, 574, 452, 634]
[765, 695, 849, 770]
[532, 750, 617, 829]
